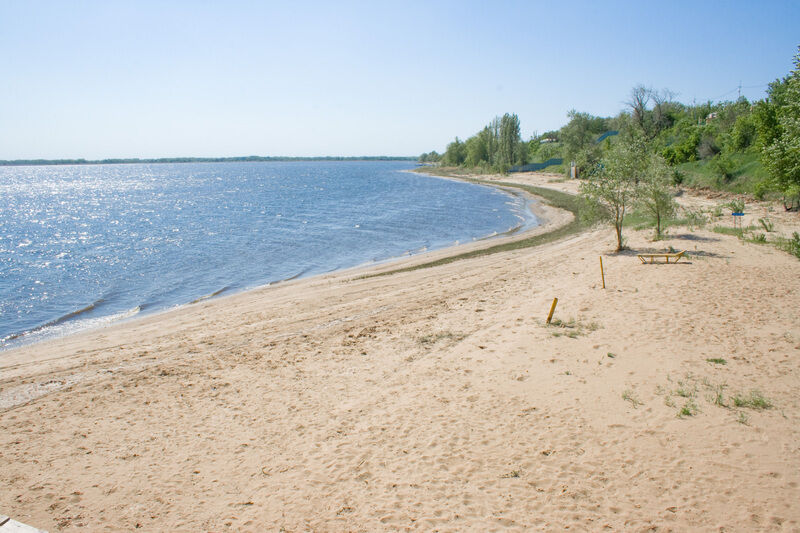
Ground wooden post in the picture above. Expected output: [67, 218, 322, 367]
[599, 256, 605, 289]
[546, 297, 558, 324]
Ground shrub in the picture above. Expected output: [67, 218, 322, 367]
[753, 180, 771, 200]
[710, 154, 736, 184]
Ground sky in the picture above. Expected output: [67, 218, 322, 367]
[0, 0, 798, 159]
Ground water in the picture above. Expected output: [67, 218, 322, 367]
[0, 161, 536, 350]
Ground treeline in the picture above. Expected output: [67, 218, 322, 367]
[0, 155, 418, 167]
[425, 45, 800, 208]
[423, 113, 527, 173]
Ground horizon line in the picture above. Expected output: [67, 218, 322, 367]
[0, 155, 420, 167]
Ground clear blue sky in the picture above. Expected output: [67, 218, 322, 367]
[1, 0, 798, 159]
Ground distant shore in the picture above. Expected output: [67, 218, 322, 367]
[0, 156, 418, 167]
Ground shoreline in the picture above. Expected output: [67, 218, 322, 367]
[2, 171, 799, 531]
[0, 174, 571, 370]
[0, 169, 549, 356]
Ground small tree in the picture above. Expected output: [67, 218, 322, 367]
[580, 136, 648, 251]
[638, 152, 676, 238]
[497, 113, 522, 171]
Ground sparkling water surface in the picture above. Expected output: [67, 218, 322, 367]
[0, 161, 536, 349]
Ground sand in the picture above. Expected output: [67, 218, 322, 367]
[1, 172, 799, 532]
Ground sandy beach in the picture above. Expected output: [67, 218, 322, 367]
[2, 172, 800, 532]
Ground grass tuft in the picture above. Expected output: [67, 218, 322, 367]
[708, 384, 727, 407]
[732, 390, 772, 410]
[622, 389, 642, 409]
[758, 218, 774, 232]
[678, 400, 699, 418]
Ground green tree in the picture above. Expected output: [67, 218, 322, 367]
[580, 135, 649, 251]
[498, 113, 522, 170]
[727, 113, 758, 151]
[442, 137, 467, 166]
[561, 110, 607, 176]
[761, 46, 800, 209]
[465, 127, 493, 168]
[419, 151, 440, 163]
[638, 152, 677, 238]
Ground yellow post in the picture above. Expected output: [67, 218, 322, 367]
[599, 256, 605, 289]
[546, 297, 558, 324]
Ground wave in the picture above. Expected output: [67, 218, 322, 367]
[2, 298, 106, 343]
[1, 303, 141, 349]
[281, 266, 313, 283]
[190, 286, 232, 304]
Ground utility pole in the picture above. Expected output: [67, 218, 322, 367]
[738, 81, 742, 99]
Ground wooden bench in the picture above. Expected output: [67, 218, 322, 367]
[638, 250, 687, 264]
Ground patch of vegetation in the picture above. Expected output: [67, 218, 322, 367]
[622, 389, 642, 408]
[712, 224, 799, 260]
[683, 207, 709, 230]
[712, 224, 759, 236]
[708, 383, 727, 407]
[706, 358, 727, 365]
[418, 331, 467, 345]
[676, 153, 768, 194]
[732, 390, 772, 410]
[678, 400, 699, 418]
[657, 374, 733, 416]
[776, 232, 800, 259]
[675, 376, 697, 398]
[548, 317, 600, 338]
[725, 198, 746, 214]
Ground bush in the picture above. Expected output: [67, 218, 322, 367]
[726, 198, 745, 214]
[697, 134, 720, 160]
[753, 180, 771, 200]
[662, 129, 701, 165]
[710, 155, 736, 184]
[728, 114, 758, 151]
